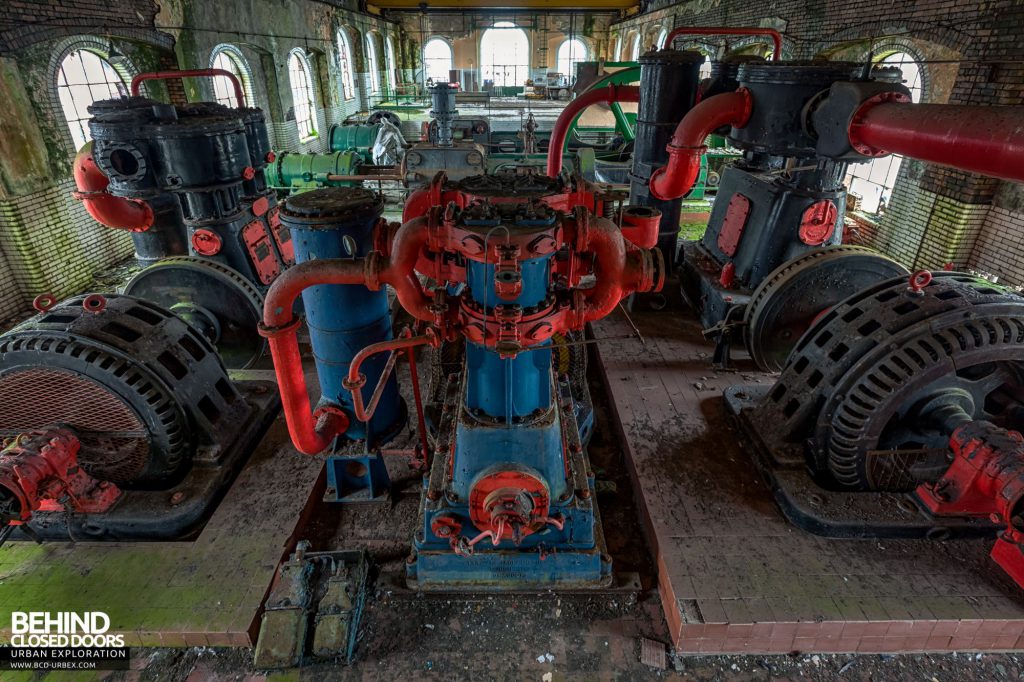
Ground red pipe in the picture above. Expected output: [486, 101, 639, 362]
[663, 26, 783, 60]
[72, 143, 154, 232]
[260, 220, 435, 455]
[849, 100, 1024, 184]
[546, 85, 641, 177]
[131, 69, 246, 107]
[649, 89, 753, 201]
[260, 259, 368, 454]
[580, 217, 662, 322]
[344, 331, 438, 423]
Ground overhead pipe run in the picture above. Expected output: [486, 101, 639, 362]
[663, 26, 784, 60]
[546, 84, 641, 177]
[130, 69, 246, 106]
[648, 88, 753, 200]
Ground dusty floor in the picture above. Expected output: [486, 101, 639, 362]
[87, 348, 1024, 681]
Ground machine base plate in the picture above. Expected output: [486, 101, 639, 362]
[724, 384, 1000, 541]
[16, 380, 281, 541]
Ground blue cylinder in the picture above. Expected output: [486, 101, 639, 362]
[463, 255, 553, 419]
[278, 188, 404, 444]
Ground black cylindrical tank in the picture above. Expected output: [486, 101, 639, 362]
[628, 49, 704, 272]
[703, 55, 766, 99]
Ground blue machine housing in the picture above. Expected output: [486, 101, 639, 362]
[278, 188, 406, 502]
[407, 197, 611, 589]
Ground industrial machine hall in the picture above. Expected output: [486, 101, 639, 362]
[1, 0, 1024, 678]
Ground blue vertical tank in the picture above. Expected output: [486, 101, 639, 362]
[277, 188, 404, 444]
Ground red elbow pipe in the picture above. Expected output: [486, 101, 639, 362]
[649, 89, 753, 201]
[131, 69, 246, 107]
[546, 85, 641, 177]
[663, 26, 783, 60]
[849, 101, 1024, 184]
[260, 219, 436, 454]
[382, 217, 435, 322]
[261, 258, 370, 455]
[72, 143, 154, 231]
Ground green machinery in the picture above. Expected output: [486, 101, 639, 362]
[265, 123, 382, 193]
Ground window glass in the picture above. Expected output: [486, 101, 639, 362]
[480, 22, 530, 88]
[423, 38, 453, 83]
[57, 49, 128, 150]
[845, 52, 924, 215]
[288, 51, 317, 140]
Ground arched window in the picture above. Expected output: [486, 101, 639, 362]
[209, 45, 254, 108]
[366, 34, 381, 93]
[480, 22, 529, 88]
[613, 34, 622, 61]
[337, 29, 355, 100]
[385, 36, 398, 94]
[655, 27, 668, 51]
[630, 31, 642, 60]
[287, 49, 317, 140]
[845, 51, 925, 216]
[423, 37, 453, 84]
[56, 48, 128, 150]
[556, 39, 587, 82]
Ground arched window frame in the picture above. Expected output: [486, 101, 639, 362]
[655, 27, 668, 51]
[208, 44, 256, 108]
[844, 47, 928, 217]
[423, 36, 454, 85]
[384, 34, 398, 95]
[629, 31, 642, 60]
[366, 32, 382, 93]
[336, 28, 356, 101]
[287, 48, 318, 141]
[53, 38, 136, 152]
[479, 21, 531, 88]
[556, 38, 588, 83]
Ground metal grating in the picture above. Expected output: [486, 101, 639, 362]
[0, 367, 150, 483]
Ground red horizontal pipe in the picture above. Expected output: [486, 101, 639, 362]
[72, 143, 154, 232]
[131, 69, 246, 107]
[663, 26, 783, 60]
[546, 85, 641, 177]
[849, 101, 1024, 184]
[649, 89, 752, 201]
[260, 218, 435, 454]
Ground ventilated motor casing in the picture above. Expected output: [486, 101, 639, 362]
[0, 294, 250, 489]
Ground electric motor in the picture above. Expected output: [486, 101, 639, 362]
[0, 294, 250, 489]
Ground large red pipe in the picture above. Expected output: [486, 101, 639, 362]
[849, 101, 1024, 184]
[649, 89, 753, 201]
[663, 26, 783, 60]
[546, 85, 640, 177]
[72, 143, 154, 232]
[131, 69, 246, 107]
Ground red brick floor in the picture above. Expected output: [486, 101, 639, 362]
[592, 309, 1024, 654]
